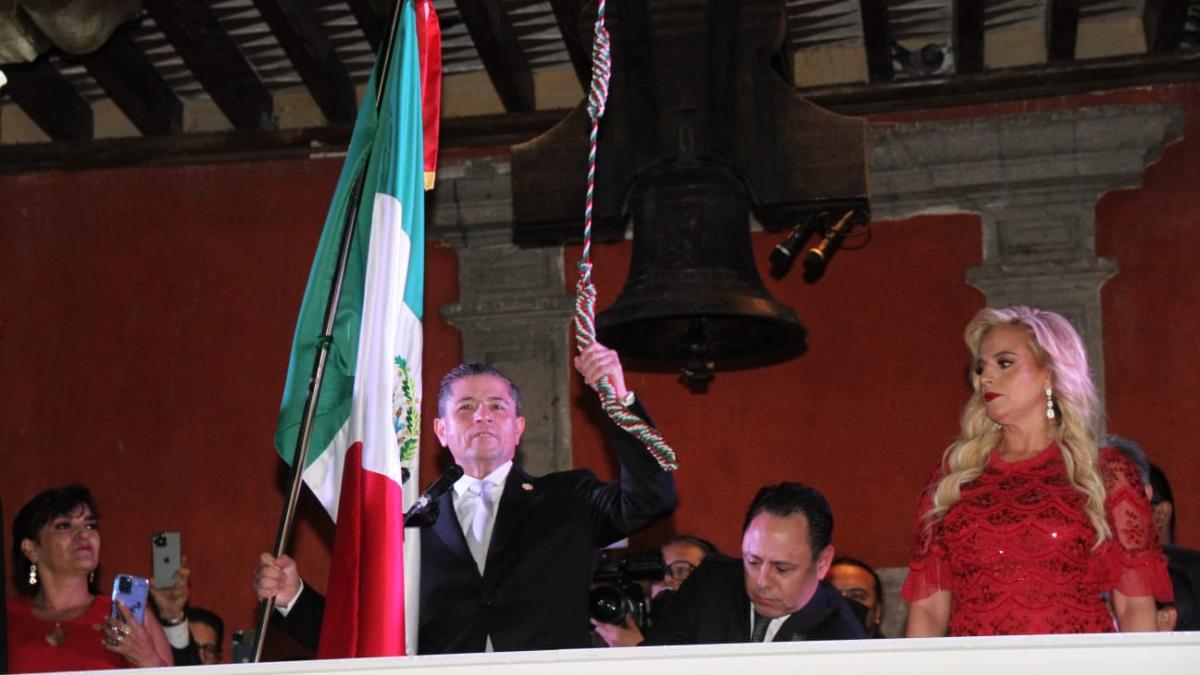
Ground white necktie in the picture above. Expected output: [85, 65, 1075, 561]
[466, 480, 496, 572]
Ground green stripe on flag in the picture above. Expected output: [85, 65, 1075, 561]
[274, 9, 426, 469]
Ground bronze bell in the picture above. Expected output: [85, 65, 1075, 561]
[596, 162, 807, 386]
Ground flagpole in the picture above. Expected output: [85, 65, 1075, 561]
[252, 0, 410, 662]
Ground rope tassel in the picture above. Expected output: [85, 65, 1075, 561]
[574, 1, 678, 472]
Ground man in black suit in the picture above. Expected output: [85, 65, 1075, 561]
[254, 343, 677, 654]
[593, 482, 865, 646]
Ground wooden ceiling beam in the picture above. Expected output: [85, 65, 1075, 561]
[78, 28, 182, 136]
[344, 0, 390, 51]
[807, 50, 1200, 114]
[859, 0, 894, 82]
[454, 0, 536, 112]
[1143, 0, 1191, 51]
[2, 56, 92, 142]
[953, 0, 985, 74]
[253, 0, 357, 125]
[1046, 0, 1080, 62]
[144, 0, 274, 130]
[5, 51, 1198, 175]
[0, 110, 568, 174]
[549, 0, 592, 90]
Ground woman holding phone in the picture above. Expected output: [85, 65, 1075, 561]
[6, 484, 172, 672]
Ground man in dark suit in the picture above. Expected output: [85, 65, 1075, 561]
[254, 343, 677, 654]
[593, 482, 865, 646]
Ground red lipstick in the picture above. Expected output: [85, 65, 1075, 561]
[983, 393, 1001, 402]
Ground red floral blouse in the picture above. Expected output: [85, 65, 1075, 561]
[902, 443, 1173, 636]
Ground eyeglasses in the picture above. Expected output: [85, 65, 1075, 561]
[197, 643, 222, 659]
[666, 561, 696, 581]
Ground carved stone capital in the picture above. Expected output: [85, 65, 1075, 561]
[869, 104, 1184, 221]
[868, 104, 1184, 417]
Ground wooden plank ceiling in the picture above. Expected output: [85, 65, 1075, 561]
[0, 0, 1197, 171]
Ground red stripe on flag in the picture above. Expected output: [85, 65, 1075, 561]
[415, 0, 441, 188]
[317, 442, 407, 657]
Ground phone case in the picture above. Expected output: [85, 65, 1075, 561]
[151, 531, 182, 589]
[111, 574, 150, 624]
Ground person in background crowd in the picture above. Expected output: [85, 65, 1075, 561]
[904, 307, 1171, 637]
[185, 607, 225, 665]
[651, 535, 717, 599]
[150, 557, 226, 665]
[1148, 462, 1178, 547]
[593, 482, 866, 646]
[1105, 434, 1152, 498]
[828, 556, 886, 637]
[1148, 462, 1200, 631]
[7, 484, 173, 672]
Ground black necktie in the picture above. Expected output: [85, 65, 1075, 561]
[750, 612, 770, 642]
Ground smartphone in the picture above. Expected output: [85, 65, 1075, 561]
[151, 531, 182, 589]
[231, 629, 256, 663]
[110, 574, 150, 624]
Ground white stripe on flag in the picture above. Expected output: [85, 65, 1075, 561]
[301, 192, 419, 521]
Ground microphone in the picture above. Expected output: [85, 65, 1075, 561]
[768, 214, 820, 278]
[403, 464, 465, 525]
[802, 210, 855, 281]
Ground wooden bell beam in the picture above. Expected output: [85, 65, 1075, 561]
[860, 0, 895, 82]
[1046, 0, 1081, 63]
[953, 0, 985, 74]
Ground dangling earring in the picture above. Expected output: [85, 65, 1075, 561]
[29, 563, 37, 586]
[1045, 388, 1056, 419]
[88, 571, 95, 585]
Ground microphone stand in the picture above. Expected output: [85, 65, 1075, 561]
[402, 464, 464, 528]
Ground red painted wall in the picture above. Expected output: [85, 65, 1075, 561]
[0, 159, 460, 654]
[0, 83, 1195, 658]
[1097, 85, 1200, 547]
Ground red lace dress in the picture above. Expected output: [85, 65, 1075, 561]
[902, 443, 1173, 635]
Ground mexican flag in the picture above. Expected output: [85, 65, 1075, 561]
[274, 0, 440, 658]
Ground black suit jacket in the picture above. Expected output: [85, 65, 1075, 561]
[646, 557, 866, 645]
[280, 399, 676, 654]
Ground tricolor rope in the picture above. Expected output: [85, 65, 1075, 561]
[573, 0, 678, 472]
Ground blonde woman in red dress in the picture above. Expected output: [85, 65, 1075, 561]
[7, 484, 172, 672]
[904, 307, 1172, 636]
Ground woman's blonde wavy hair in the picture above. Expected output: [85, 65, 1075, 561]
[924, 306, 1110, 546]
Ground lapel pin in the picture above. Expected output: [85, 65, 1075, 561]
[521, 482, 534, 492]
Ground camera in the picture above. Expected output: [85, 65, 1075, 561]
[118, 576, 133, 594]
[589, 550, 665, 629]
[153, 533, 167, 547]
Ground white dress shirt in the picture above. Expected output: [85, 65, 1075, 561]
[453, 461, 512, 569]
[752, 608, 792, 643]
